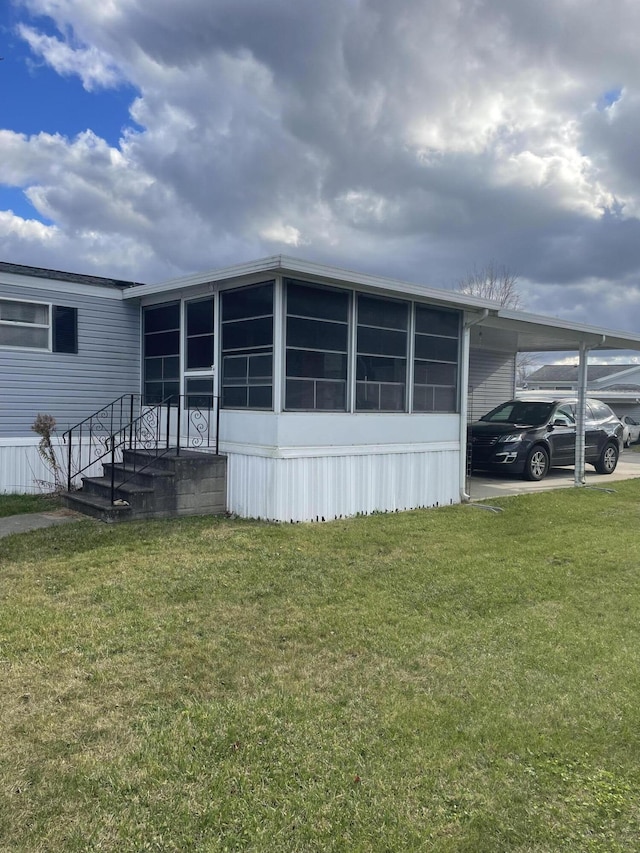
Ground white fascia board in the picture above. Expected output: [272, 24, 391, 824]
[0, 271, 126, 300]
[123, 254, 498, 312]
[122, 256, 286, 299]
[497, 307, 640, 351]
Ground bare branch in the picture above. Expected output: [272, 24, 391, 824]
[457, 261, 521, 309]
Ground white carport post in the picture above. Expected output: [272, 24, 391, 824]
[459, 309, 489, 501]
[574, 341, 589, 486]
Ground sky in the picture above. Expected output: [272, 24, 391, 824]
[2, 0, 640, 356]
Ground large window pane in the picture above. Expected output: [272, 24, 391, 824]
[357, 326, 407, 357]
[286, 316, 348, 352]
[186, 298, 214, 335]
[0, 324, 49, 348]
[144, 303, 180, 334]
[356, 294, 408, 411]
[145, 330, 180, 357]
[358, 294, 408, 330]
[187, 336, 214, 369]
[286, 279, 350, 322]
[221, 283, 273, 409]
[222, 316, 273, 351]
[415, 306, 459, 336]
[0, 299, 48, 324]
[0, 299, 50, 350]
[222, 283, 274, 321]
[414, 334, 458, 362]
[285, 281, 349, 411]
[186, 297, 214, 370]
[287, 350, 347, 380]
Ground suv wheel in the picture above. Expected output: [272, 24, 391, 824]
[595, 441, 619, 475]
[524, 446, 549, 481]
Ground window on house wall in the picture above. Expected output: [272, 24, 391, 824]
[285, 279, 350, 411]
[0, 299, 78, 352]
[356, 294, 408, 411]
[413, 305, 460, 412]
[221, 282, 274, 409]
[143, 302, 180, 404]
[185, 296, 214, 370]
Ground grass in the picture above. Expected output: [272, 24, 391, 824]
[2, 483, 640, 851]
[0, 493, 63, 518]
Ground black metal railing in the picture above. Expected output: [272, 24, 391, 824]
[62, 393, 143, 492]
[63, 394, 220, 501]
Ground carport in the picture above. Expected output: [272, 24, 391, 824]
[460, 307, 640, 499]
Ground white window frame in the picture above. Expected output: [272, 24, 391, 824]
[0, 298, 51, 351]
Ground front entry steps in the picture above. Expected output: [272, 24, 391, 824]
[64, 448, 227, 523]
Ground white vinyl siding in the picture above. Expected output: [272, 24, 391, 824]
[467, 349, 516, 422]
[0, 282, 140, 438]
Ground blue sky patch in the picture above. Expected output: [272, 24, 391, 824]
[0, 5, 141, 147]
[598, 87, 623, 110]
[0, 185, 51, 223]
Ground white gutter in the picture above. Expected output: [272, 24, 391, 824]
[460, 309, 490, 501]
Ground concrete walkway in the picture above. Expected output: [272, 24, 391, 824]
[468, 448, 640, 501]
[0, 508, 84, 539]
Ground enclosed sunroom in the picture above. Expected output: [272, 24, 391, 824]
[129, 258, 477, 521]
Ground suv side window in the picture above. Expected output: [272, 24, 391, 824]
[587, 400, 612, 421]
[554, 404, 575, 426]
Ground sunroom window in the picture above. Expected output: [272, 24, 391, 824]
[185, 297, 214, 370]
[143, 302, 180, 404]
[356, 294, 409, 411]
[221, 282, 274, 409]
[285, 279, 349, 411]
[413, 305, 460, 412]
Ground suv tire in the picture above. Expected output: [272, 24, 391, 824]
[524, 446, 549, 481]
[595, 441, 619, 475]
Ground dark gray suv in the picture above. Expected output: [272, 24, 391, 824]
[470, 397, 623, 481]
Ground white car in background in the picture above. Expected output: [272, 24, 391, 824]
[620, 415, 640, 447]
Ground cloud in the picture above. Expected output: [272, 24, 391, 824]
[1, 0, 640, 336]
[18, 23, 124, 90]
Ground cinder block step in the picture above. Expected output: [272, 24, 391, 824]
[102, 462, 176, 489]
[64, 491, 132, 523]
[64, 448, 228, 523]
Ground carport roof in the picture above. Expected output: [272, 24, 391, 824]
[472, 306, 640, 353]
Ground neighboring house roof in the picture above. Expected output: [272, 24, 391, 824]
[527, 364, 640, 383]
[0, 261, 143, 290]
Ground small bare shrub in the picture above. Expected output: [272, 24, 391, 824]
[31, 413, 65, 491]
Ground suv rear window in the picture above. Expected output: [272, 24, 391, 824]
[587, 400, 614, 420]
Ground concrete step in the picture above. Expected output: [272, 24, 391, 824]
[102, 461, 176, 489]
[67, 447, 228, 523]
[80, 477, 156, 512]
[63, 491, 133, 523]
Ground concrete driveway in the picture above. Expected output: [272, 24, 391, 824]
[468, 448, 640, 500]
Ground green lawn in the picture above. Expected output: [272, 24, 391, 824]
[2, 483, 640, 851]
[0, 492, 63, 518]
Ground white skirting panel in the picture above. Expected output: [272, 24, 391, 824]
[226, 448, 460, 522]
[0, 438, 104, 494]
